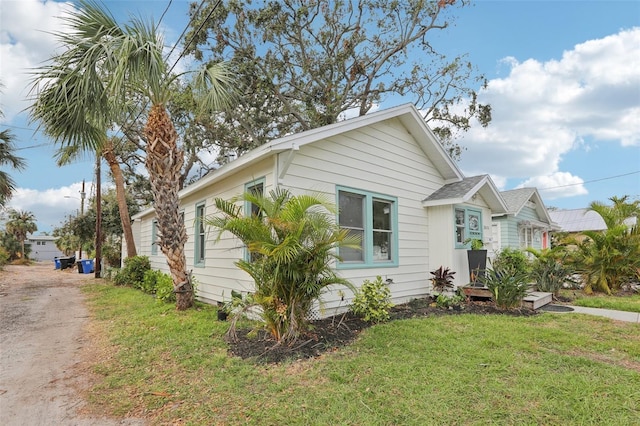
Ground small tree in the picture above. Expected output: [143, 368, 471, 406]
[208, 188, 358, 344]
[5, 209, 37, 259]
[571, 196, 640, 294]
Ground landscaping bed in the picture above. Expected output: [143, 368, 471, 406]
[227, 297, 538, 363]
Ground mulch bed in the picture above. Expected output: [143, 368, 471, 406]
[226, 297, 538, 364]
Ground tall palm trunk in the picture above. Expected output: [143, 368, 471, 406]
[102, 143, 137, 259]
[144, 104, 193, 310]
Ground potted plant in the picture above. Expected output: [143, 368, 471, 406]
[465, 238, 487, 286]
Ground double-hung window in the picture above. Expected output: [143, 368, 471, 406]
[337, 187, 397, 268]
[455, 207, 482, 248]
[244, 178, 265, 261]
[195, 202, 206, 266]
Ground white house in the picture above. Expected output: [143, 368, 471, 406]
[131, 104, 508, 315]
[25, 235, 64, 262]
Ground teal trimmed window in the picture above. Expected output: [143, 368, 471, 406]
[455, 207, 482, 248]
[337, 186, 398, 269]
[244, 178, 265, 262]
[194, 202, 206, 266]
[151, 220, 158, 255]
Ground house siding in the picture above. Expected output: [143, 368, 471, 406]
[134, 118, 450, 312]
[276, 119, 444, 310]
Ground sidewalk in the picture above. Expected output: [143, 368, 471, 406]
[544, 305, 640, 323]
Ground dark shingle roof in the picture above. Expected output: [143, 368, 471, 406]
[423, 175, 486, 202]
[500, 188, 536, 213]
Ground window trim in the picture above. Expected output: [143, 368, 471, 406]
[151, 220, 158, 255]
[454, 206, 483, 249]
[244, 177, 265, 262]
[194, 201, 206, 267]
[336, 186, 399, 269]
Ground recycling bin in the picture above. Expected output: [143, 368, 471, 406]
[54, 258, 61, 270]
[80, 259, 94, 274]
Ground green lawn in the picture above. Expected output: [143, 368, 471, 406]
[82, 284, 640, 425]
[571, 293, 640, 313]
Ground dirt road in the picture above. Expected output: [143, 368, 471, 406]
[0, 263, 144, 426]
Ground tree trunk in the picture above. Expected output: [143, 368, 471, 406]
[102, 144, 137, 259]
[144, 104, 193, 310]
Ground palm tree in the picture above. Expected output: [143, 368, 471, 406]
[209, 189, 357, 344]
[0, 102, 26, 207]
[54, 141, 137, 259]
[575, 196, 640, 294]
[29, 0, 233, 309]
[5, 209, 37, 259]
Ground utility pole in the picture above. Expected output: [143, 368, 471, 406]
[79, 179, 86, 259]
[95, 157, 102, 278]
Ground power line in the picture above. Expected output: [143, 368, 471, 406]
[539, 170, 640, 191]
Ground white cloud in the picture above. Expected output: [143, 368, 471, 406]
[5, 181, 91, 233]
[518, 172, 588, 200]
[459, 27, 640, 199]
[0, 0, 75, 122]
[0, 0, 191, 124]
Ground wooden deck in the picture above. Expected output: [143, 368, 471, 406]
[461, 286, 552, 309]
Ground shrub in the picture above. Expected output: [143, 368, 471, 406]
[154, 272, 176, 303]
[0, 247, 9, 270]
[429, 266, 456, 293]
[527, 248, 576, 296]
[492, 248, 531, 276]
[350, 276, 394, 323]
[209, 188, 356, 343]
[111, 255, 150, 288]
[435, 292, 465, 309]
[480, 266, 529, 310]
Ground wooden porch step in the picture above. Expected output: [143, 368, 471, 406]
[522, 292, 553, 310]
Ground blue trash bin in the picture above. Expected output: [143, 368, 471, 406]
[54, 258, 61, 270]
[80, 259, 94, 274]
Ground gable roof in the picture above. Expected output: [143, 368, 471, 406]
[422, 174, 508, 214]
[549, 208, 607, 232]
[134, 104, 464, 219]
[498, 187, 555, 225]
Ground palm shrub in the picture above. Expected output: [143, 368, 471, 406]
[479, 266, 530, 309]
[527, 247, 576, 296]
[350, 276, 394, 323]
[208, 188, 358, 344]
[570, 196, 640, 294]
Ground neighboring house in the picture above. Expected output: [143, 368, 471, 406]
[131, 104, 508, 315]
[492, 188, 559, 253]
[25, 235, 64, 262]
[548, 208, 607, 236]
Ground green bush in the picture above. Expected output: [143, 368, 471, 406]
[528, 248, 576, 295]
[480, 266, 529, 310]
[0, 247, 9, 270]
[435, 292, 465, 309]
[492, 248, 531, 276]
[111, 255, 150, 288]
[154, 272, 176, 303]
[350, 276, 394, 323]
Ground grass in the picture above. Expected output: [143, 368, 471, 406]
[82, 283, 640, 425]
[571, 293, 640, 313]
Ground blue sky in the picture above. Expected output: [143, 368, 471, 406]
[1, 0, 639, 233]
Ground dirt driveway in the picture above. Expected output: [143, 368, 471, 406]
[0, 262, 144, 426]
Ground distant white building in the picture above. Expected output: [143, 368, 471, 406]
[25, 235, 65, 262]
